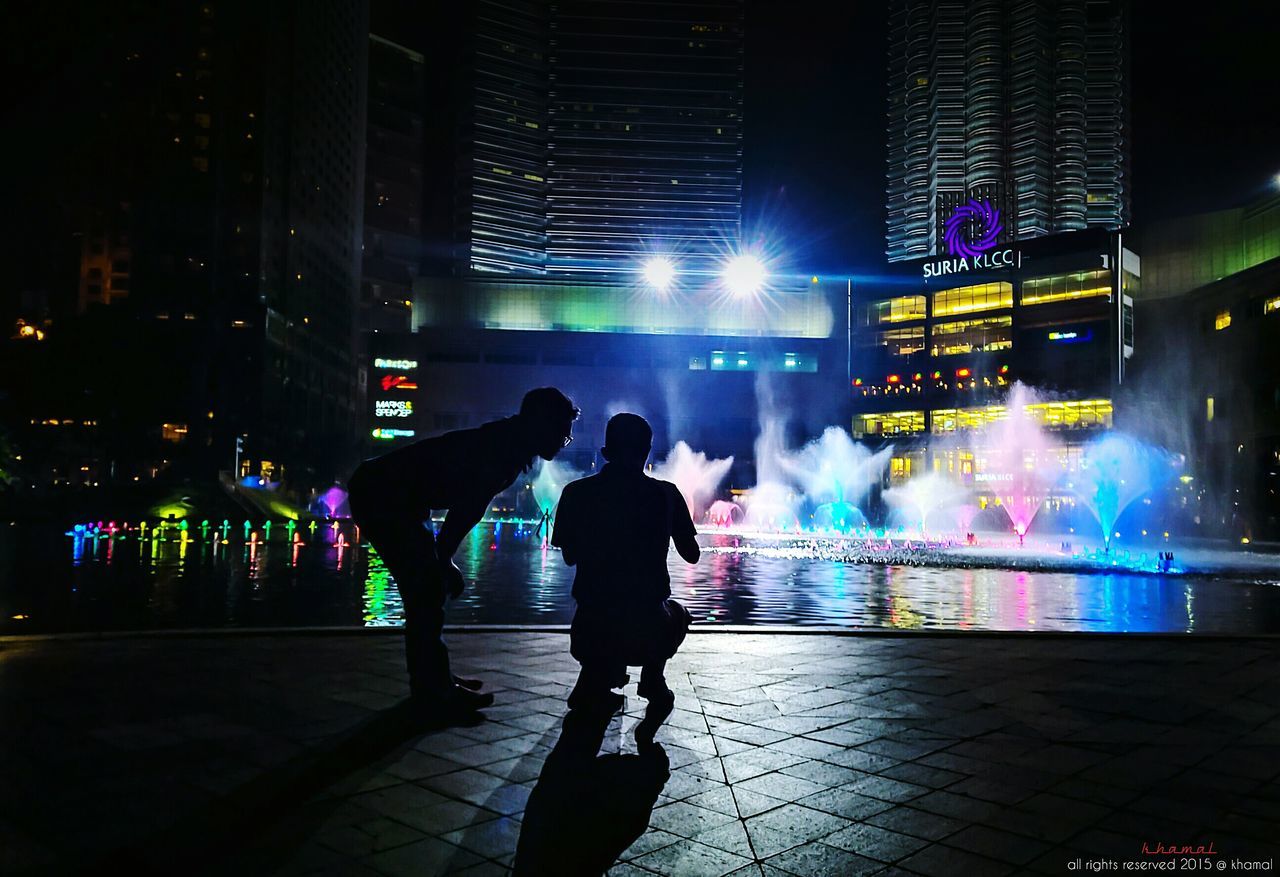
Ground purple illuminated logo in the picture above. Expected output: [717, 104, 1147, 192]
[944, 199, 1004, 259]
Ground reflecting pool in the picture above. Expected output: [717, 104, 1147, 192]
[2, 521, 1279, 635]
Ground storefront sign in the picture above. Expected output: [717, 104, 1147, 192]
[380, 375, 418, 392]
[371, 428, 416, 440]
[1048, 329, 1093, 343]
[374, 358, 418, 370]
[374, 400, 414, 418]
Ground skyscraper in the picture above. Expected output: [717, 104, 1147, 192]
[545, 1, 744, 280]
[434, 0, 744, 280]
[885, 0, 1130, 262]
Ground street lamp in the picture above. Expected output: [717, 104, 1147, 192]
[723, 254, 766, 297]
[641, 256, 676, 291]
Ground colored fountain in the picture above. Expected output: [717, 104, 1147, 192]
[1071, 433, 1171, 552]
[653, 441, 733, 521]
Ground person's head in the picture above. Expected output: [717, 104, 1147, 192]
[601, 413, 652, 469]
[519, 387, 580, 461]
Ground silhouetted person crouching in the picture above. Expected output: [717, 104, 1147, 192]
[348, 387, 579, 716]
[552, 413, 698, 743]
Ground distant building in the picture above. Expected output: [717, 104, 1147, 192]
[1127, 194, 1280, 540]
[2, 1, 369, 490]
[885, 0, 1130, 263]
[1131, 194, 1279, 300]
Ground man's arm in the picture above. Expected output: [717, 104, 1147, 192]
[551, 484, 578, 565]
[669, 484, 701, 564]
[435, 492, 491, 563]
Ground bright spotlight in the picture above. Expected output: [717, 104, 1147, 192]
[642, 256, 676, 291]
[723, 254, 766, 297]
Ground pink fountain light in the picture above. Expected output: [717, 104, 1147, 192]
[653, 441, 733, 521]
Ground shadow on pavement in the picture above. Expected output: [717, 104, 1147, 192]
[513, 702, 672, 876]
[96, 699, 484, 875]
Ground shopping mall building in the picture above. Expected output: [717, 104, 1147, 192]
[850, 227, 1138, 502]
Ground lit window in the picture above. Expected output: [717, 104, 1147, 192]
[1214, 310, 1231, 331]
[1023, 399, 1114, 430]
[860, 296, 925, 325]
[161, 423, 189, 442]
[860, 326, 924, 356]
[930, 316, 1013, 356]
[932, 282, 1013, 318]
[1206, 397, 1215, 422]
[1265, 296, 1280, 315]
[854, 410, 925, 437]
[1022, 270, 1111, 306]
[930, 407, 1007, 434]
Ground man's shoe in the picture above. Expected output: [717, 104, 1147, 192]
[453, 674, 484, 691]
[410, 684, 494, 718]
[637, 679, 675, 706]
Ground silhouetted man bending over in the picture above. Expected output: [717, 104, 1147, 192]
[349, 387, 579, 714]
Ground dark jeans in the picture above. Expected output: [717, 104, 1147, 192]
[348, 469, 451, 696]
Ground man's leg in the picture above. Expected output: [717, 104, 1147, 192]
[635, 661, 675, 750]
[361, 516, 452, 696]
[638, 661, 673, 703]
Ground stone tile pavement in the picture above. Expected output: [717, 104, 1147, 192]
[1, 629, 1278, 875]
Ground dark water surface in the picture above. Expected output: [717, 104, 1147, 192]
[3, 521, 1279, 635]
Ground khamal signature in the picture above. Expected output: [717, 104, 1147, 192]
[1142, 842, 1217, 856]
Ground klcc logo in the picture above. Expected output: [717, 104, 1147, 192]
[923, 199, 1017, 279]
[944, 199, 1003, 258]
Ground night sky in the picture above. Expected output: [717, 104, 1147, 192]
[5, 2, 1274, 288]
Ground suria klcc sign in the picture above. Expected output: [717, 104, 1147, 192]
[922, 199, 1019, 279]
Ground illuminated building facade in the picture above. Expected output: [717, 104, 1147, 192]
[885, 0, 1130, 263]
[851, 228, 1138, 497]
[1131, 194, 1279, 301]
[363, 275, 839, 479]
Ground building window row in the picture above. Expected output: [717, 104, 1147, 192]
[859, 295, 926, 325]
[861, 326, 925, 355]
[854, 399, 1113, 438]
[931, 281, 1012, 317]
[1020, 269, 1110, 306]
[693, 351, 816, 372]
[931, 316, 1013, 355]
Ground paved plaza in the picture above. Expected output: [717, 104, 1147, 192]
[2, 628, 1278, 875]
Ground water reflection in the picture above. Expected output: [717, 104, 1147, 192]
[2, 521, 1279, 635]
